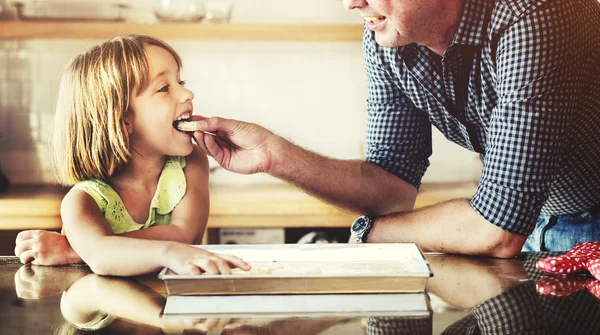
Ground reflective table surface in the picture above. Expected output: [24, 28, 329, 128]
[2, 252, 599, 334]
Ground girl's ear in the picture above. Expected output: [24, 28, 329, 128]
[124, 112, 134, 135]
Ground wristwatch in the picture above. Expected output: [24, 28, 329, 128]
[350, 215, 374, 243]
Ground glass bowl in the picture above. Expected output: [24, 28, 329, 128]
[204, 0, 232, 23]
[153, 0, 205, 22]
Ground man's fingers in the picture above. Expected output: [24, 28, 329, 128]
[193, 132, 211, 155]
[189, 115, 209, 122]
[204, 134, 225, 163]
[195, 116, 234, 137]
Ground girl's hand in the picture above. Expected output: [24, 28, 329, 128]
[14, 264, 90, 300]
[163, 242, 250, 275]
[15, 230, 83, 265]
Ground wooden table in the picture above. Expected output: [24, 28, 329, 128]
[2, 251, 599, 334]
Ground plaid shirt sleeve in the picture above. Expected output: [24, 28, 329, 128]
[363, 28, 432, 190]
[470, 3, 585, 235]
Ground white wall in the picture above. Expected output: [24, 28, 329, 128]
[0, 0, 482, 185]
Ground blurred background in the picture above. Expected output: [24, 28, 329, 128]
[0, 0, 482, 186]
[0, 0, 482, 248]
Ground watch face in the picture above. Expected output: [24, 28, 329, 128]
[351, 216, 370, 235]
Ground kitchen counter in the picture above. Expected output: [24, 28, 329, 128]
[0, 182, 478, 230]
[3, 251, 600, 334]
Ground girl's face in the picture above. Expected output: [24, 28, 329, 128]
[128, 45, 195, 160]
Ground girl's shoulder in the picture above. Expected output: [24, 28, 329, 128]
[71, 179, 116, 213]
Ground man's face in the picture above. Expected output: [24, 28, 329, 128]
[343, 0, 439, 48]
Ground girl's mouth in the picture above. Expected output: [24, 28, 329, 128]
[173, 118, 192, 134]
[173, 111, 192, 133]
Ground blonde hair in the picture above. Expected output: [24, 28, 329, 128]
[52, 35, 182, 186]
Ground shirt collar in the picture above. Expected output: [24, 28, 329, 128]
[451, 0, 495, 46]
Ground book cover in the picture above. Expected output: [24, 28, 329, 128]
[159, 243, 432, 295]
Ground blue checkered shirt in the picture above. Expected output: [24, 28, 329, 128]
[363, 0, 600, 235]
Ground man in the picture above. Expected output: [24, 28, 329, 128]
[15, 0, 600, 264]
[192, 0, 600, 256]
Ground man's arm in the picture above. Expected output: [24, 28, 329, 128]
[193, 30, 429, 216]
[193, 117, 417, 216]
[269, 137, 418, 215]
[194, 115, 526, 258]
[366, 199, 527, 258]
[368, 0, 594, 256]
[425, 254, 528, 309]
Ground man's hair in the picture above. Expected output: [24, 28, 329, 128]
[52, 34, 182, 186]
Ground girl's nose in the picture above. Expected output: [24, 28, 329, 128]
[179, 85, 194, 103]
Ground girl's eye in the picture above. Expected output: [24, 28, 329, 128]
[179, 80, 186, 86]
[157, 85, 169, 93]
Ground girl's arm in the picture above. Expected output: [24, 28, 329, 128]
[61, 186, 247, 276]
[60, 274, 248, 333]
[14, 148, 211, 266]
[120, 146, 210, 244]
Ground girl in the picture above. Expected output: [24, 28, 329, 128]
[23, 35, 249, 276]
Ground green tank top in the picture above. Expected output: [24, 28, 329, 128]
[73, 156, 187, 234]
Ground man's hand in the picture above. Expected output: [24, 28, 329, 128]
[190, 116, 282, 175]
[14, 230, 83, 265]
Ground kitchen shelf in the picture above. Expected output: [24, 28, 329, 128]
[0, 182, 478, 231]
[0, 21, 363, 41]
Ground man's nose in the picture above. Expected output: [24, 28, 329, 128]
[343, 0, 367, 10]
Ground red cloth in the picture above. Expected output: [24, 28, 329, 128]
[536, 242, 600, 279]
[535, 242, 600, 299]
[536, 275, 589, 296]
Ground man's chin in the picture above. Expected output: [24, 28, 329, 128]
[374, 32, 407, 48]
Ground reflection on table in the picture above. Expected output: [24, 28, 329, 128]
[3, 252, 600, 334]
[428, 253, 600, 334]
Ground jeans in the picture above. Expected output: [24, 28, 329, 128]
[522, 207, 600, 252]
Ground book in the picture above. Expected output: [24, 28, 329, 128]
[161, 292, 431, 318]
[159, 243, 432, 295]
